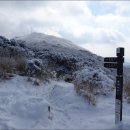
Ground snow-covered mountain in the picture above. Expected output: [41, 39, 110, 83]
[14, 32, 115, 84]
[0, 32, 115, 91]
[0, 32, 130, 129]
[15, 32, 82, 50]
[14, 32, 103, 69]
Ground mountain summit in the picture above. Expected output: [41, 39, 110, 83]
[15, 32, 83, 50]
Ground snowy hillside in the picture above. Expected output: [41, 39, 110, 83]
[1, 32, 129, 129]
[14, 32, 103, 69]
[0, 33, 116, 100]
[0, 76, 129, 129]
[15, 32, 84, 50]
[14, 32, 114, 76]
[14, 33, 116, 94]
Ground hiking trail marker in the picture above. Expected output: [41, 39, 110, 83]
[104, 47, 124, 123]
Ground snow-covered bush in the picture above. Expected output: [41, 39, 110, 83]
[73, 67, 114, 105]
[0, 36, 10, 47]
[26, 59, 42, 76]
[26, 59, 57, 82]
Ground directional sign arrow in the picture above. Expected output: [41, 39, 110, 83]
[104, 63, 117, 68]
[104, 57, 117, 62]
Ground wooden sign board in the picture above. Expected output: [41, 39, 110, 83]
[104, 63, 117, 68]
[104, 47, 124, 123]
[104, 57, 117, 62]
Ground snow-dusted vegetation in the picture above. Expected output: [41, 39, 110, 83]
[73, 67, 114, 105]
[0, 33, 115, 101]
[0, 32, 129, 129]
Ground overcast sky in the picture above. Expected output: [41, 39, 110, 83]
[0, 1, 130, 62]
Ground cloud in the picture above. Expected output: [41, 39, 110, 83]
[0, 1, 130, 61]
[0, 1, 128, 40]
[0, 1, 92, 38]
[113, 1, 130, 16]
[94, 14, 130, 31]
[66, 27, 126, 45]
[118, 38, 130, 62]
[80, 43, 117, 57]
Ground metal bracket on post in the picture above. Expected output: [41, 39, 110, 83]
[104, 47, 124, 124]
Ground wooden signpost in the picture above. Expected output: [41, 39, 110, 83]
[104, 47, 124, 123]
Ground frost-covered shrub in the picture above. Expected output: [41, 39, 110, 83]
[10, 39, 18, 46]
[26, 59, 43, 76]
[73, 67, 114, 105]
[0, 36, 10, 47]
[74, 67, 114, 95]
[26, 59, 55, 82]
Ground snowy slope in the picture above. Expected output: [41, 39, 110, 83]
[15, 32, 83, 50]
[14, 32, 103, 67]
[13, 32, 116, 93]
[0, 33, 115, 92]
[0, 76, 129, 129]
[0, 32, 129, 129]
[14, 32, 109, 76]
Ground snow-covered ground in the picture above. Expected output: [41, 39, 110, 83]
[0, 76, 129, 129]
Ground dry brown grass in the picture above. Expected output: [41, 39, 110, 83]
[0, 57, 15, 73]
[124, 80, 130, 103]
[74, 81, 97, 106]
[0, 56, 26, 79]
[14, 56, 26, 73]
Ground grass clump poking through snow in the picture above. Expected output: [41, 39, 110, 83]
[74, 81, 97, 106]
[15, 56, 26, 74]
[0, 57, 15, 80]
[0, 57, 15, 73]
[0, 56, 26, 80]
[124, 80, 130, 103]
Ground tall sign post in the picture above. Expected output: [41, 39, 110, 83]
[104, 47, 124, 123]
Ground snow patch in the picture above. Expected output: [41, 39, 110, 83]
[0, 76, 130, 129]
